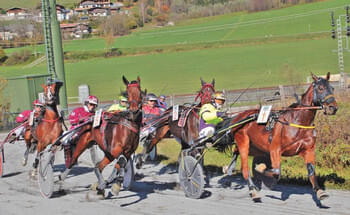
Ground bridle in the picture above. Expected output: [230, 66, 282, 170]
[126, 82, 143, 112]
[45, 84, 56, 104]
[195, 83, 215, 105]
[312, 78, 335, 107]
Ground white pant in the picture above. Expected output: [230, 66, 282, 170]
[14, 126, 25, 138]
[199, 127, 215, 139]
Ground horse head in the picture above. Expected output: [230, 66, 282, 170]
[41, 80, 63, 105]
[122, 76, 143, 113]
[311, 72, 338, 115]
[196, 77, 215, 105]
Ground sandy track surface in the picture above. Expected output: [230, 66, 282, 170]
[0, 133, 349, 215]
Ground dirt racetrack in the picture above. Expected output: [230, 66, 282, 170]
[0, 133, 349, 215]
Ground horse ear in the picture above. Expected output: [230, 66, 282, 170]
[137, 76, 141, 84]
[212, 78, 215, 87]
[326, 72, 330, 81]
[311, 73, 318, 81]
[200, 77, 205, 86]
[122, 76, 129, 85]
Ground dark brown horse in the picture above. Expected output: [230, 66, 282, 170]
[31, 81, 64, 176]
[58, 76, 143, 196]
[135, 78, 216, 168]
[226, 73, 337, 201]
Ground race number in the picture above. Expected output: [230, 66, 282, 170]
[172, 105, 179, 121]
[93, 109, 102, 128]
[29, 111, 35, 126]
[257, 105, 272, 124]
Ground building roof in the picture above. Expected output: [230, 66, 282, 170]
[6, 7, 25, 13]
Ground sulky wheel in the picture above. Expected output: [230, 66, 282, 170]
[0, 147, 4, 178]
[252, 155, 276, 190]
[123, 159, 134, 190]
[38, 151, 55, 198]
[178, 155, 204, 199]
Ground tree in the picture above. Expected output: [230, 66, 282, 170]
[104, 32, 115, 54]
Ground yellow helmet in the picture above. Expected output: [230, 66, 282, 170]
[119, 96, 128, 102]
[215, 92, 225, 101]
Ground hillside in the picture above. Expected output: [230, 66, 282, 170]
[0, 0, 349, 101]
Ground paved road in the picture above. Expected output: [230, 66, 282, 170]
[0, 133, 349, 215]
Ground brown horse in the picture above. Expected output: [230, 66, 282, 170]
[31, 81, 64, 176]
[135, 78, 215, 168]
[226, 73, 337, 201]
[58, 76, 143, 196]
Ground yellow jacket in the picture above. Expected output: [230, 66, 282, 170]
[199, 103, 223, 125]
[107, 104, 127, 112]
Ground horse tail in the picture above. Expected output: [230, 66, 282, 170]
[213, 134, 235, 153]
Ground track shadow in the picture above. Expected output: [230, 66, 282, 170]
[217, 172, 247, 190]
[264, 184, 329, 208]
[53, 164, 94, 178]
[1, 171, 23, 178]
[257, 173, 345, 208]
[105, 180, 178, 207]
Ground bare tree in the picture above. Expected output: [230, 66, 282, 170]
[139, 0, 147, 25]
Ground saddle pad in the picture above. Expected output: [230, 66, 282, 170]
[178, 108, 192, 127]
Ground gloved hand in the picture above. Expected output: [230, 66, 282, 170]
[216, 111, 224, 117]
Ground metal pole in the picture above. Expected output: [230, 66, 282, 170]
[41, 0, 55, 77]
[336, 17, 346, 89]
[49, 0, 68, 113]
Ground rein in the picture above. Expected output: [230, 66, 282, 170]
[195, 83, 214, 103]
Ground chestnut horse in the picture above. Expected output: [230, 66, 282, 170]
[31, 81, 64, 176]
[135, 78, 215, 169]
[226, 73, 337, 201]
[58, 76, 143, 196]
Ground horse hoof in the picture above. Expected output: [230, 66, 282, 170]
[255, 163, 267, 173]
[86, 191, 104, 202]
[30, 169, 37, 177]
[97, 189, 105, 199]
[249, 188, 261, 202]
[317, 189, 329, 201]
[111, 183, 121, 196]
[222, 165, 229, 174]
[90, 182, 99, 191]
[22, 159, 27, 166]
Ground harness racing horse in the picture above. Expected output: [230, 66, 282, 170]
[226, 73, 338, 201]
[31, 81, 64, 176]
[58, 76, 143, 197]
[135, 78, 215, 169]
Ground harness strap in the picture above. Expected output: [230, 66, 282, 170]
[108, 120, 138, 133]
[278, 120, 315, 129]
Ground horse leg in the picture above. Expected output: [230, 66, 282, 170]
[30, 142, 44, 177]
[109, 147, 126, 196]
[262, 139, 281, 180]
[135, 126, 169, 169]
[22, 146, 30, 166]
[223, 147, 239, 175]
[235, 132, 260, 200]
[300, 147, 329, 200]
[92, 156, 111, 196]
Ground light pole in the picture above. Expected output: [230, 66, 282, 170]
[331, 6, 350, 90]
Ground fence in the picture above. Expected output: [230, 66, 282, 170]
[0, 81, 346, 131]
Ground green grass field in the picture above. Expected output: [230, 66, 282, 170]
[4, 0, 349, 54]
[0, 37, 345, 101]
[1, 0, 349, 101]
